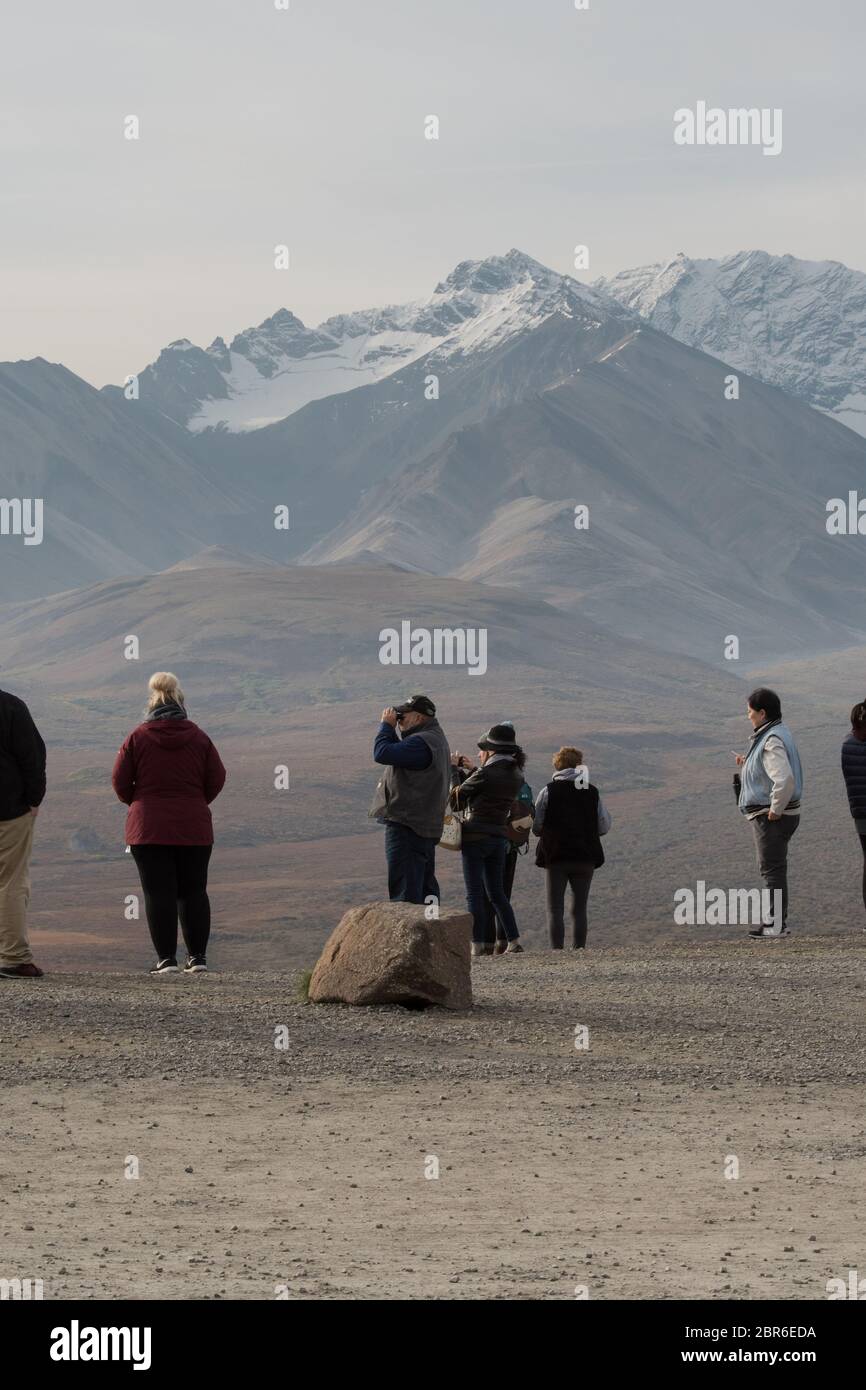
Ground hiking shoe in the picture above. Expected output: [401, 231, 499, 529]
[149, 958, 179, 974]
[0, 962, 44, 978]
[749, 926, 790, 939]
[184, 956, 207, 974]
[471, 943, 494, 957]
[493, 940, 508, 955]
[505, 942, 524, 954]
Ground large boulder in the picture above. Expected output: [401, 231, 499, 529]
[308, 902, 473, 1010]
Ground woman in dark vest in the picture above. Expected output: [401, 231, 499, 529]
[112, 672, 226, 975]
[533, 746, 611, 949]
[841, 699, 866, 928]
[450, 724, 525, 956]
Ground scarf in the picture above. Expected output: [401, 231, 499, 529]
[145, 700, 188, 722]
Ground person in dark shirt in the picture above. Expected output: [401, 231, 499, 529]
[450, 724, 525, 955]
[0, 687, 47, 978]
[533, 745, 611, 950]
[370, 694, 450, 904]
[841, 698, 866, 929]
[454, 721, 534, 954]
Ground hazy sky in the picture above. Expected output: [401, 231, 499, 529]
[2, 0, 864, 385]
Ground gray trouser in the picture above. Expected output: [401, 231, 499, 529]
[751, 815, 799, 925]
[545, 861, 594, 948]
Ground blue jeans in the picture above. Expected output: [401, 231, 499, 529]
[461, 835, 519, 943]
[483, 845, 518, 943]
[385, 821, 440, 905]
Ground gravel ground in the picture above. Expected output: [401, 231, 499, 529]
[2, 937, 865, 1300]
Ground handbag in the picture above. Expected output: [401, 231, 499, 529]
[438, 809, 463, 851]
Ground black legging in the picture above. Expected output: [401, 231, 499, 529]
[545, 862, 594, 948]
[131, 844, 213, 960]
[859, 834, 866, 915]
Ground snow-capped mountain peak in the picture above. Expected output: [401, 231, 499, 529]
[596, 249, 866, 435]
[420, 248, 615, 353]
[129, 251, 628, 432]
[435, 247, 560, 296]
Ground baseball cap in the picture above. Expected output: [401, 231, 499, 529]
[394, 694, 436, 717]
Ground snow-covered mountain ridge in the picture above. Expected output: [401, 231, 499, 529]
[596, 249, 866, 436]
[129, 250, 628, 432]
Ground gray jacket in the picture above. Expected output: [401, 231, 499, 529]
[370, 719, 451, 839]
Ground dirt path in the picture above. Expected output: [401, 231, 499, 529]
[2, 940, 865, 1300]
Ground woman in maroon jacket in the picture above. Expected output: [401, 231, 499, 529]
[112, 672, 226, 975]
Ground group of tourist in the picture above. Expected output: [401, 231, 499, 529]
[370, 694, 610, 954]
[370, 687, 855, 950]
[2, 675, 866, 977]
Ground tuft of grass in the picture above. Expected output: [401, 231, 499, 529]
[295, 968, 313, 1003]
[65, 765, 107, 787]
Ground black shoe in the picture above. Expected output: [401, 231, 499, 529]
[0, 962, 44, 978]
[184, 956, 207, 973]
[505, 942, 524, 954]
[149, 958, 179, 975]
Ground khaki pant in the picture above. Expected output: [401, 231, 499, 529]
[0, 813, 35, 966]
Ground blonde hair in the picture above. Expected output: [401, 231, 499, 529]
[146, 671, 185, 711]
[553, 745, 583, 770]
